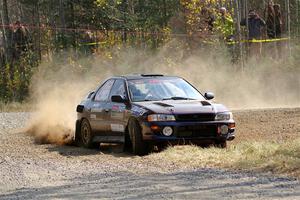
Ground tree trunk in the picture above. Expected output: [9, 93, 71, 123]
[36, 1, 41, 60]
[297, 0, 299, 37]
[1, 0, 13, 62]
[234, 0, 244, 70]
[286, 0, 291, 56]
[162, 0, 167, 28]
[59, 0, 66, 48]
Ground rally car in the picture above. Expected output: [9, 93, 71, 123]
[75, 74, 235, 155]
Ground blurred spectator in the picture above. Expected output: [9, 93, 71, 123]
[12, 21, 29, 59]
[215, 7, 235, 62]
[241, 10, 266, 59]
[199, 7, 215, 33]
[273, 4, 283, 38]
[215, 7, 234, 42]
[241, 10, 266, 40]
[274, 4, 284, 59]
[81, 30, 96, 55]
[264, 0, 276, 38]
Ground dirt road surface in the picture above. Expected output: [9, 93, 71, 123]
[0, 108, 300, 199]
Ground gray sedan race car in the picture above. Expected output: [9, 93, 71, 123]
[75, 74, 236, 155]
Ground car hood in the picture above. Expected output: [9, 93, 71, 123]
[133, 100, 229, 114]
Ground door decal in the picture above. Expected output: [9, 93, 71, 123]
[90, 114, 96, 119]
[110, 124, 125, 132]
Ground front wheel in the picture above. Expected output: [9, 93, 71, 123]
[128, 119, 149, 156]
[80, 119, 99, 149]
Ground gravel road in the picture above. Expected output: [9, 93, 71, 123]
[0, 109, 300, 200]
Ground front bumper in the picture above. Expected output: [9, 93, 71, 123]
[141, 121, 235, 142]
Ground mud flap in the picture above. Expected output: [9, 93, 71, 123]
[75, 120, 81, 145]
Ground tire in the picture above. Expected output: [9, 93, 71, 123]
[123, 132, 132, 152]
[80, 119, 99, 149]
[128, 119, 148, 156]
[156, 143, 168, 152]
[215, 140, 227, 148]
[75, 120, 81, 146]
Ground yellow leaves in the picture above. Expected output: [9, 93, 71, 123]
[95, 0, 108, 8]
[95, 0, 122, 7]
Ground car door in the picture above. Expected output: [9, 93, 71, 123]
[106, 79, 128, 141]
[89, 79, 115, 134]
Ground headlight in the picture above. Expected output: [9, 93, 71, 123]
[215, 112, 233, 121]
[147, 114, 176, 122]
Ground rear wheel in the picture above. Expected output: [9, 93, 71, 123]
[80, 119, 99, 149]
[128, 119, 149, 156]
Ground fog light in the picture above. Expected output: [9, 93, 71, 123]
[220, 125, 229, 135]
[150, 125, 160, 131]
[228, 123, 235, 129]
[162, 126, 173, 136]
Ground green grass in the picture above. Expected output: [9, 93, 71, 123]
[150, 139, 300, 178]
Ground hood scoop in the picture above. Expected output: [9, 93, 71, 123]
[201, 101, 211, 106]
[153, 102, 174, 107]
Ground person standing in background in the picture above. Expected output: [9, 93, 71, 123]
[273, 4, 283, 38]
[264, 1, 276, 59]
[273, 4, 284, 59]
[215, 7, 234, 42]
[241, 10, 266, 60]
[264, 0, 276, 39]
[12, 21, 29, 60]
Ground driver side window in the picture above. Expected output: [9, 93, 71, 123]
[109, 79, 126, 99]
[94, 79, 115, 101]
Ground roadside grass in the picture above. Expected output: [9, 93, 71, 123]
[0, 102, 33, 112]
[150, 138, 300, 178]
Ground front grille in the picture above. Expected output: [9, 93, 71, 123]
[176, 125, 217, 138]
[176, 113, 215, 122]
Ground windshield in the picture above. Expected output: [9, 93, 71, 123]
[128, 77, 205, 102]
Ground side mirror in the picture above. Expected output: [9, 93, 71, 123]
[87, 91, 95, 99]
[204, 92, 214, 100]
[111, 95, 128, 103]
[76, 105, 84, 113]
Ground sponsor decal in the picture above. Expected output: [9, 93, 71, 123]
[131, 106, 147, 115]
[148, 79, 161, 84]
[111, 104, 124, 119]
[110, 124, 125, 132]
[91, 108, 103, 112]
[112, 105, 119, 111]
[90, 114, 96, 119]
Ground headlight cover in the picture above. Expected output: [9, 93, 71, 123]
[215, 112, 233, 121]
[148, 114, 176, 122]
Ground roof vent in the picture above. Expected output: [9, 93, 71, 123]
[201, 101, 211, 106]
[153, 102, 173, 107]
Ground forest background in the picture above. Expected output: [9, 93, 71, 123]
[0, 0, 299, 104]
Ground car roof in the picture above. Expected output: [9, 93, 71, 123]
[112, 74, 181, 80]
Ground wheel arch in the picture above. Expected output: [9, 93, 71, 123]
[127, 116, 141, 130]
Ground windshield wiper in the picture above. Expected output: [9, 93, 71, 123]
[163, 97, 195, 100]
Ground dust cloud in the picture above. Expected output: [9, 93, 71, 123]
[25, 43, 300, 144]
